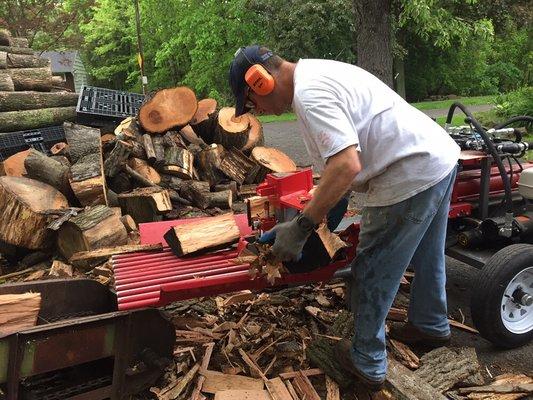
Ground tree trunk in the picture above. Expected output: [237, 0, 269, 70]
[214, 107, 251, 150]
[0, 52, 50, 69]
[198, 144, 225, 186]
[118, 186, 172, 223]
[0, 45, 34, 55]
[209, 190, 232, 209]
[57, 205, 128, 260]
[0, 72, 14, 91]
[0, 91, 79, 112]
[24, 149, 74, 201]
[104, 140, 132, 178]
[64, 122, 107, 206]
[162, 146, 194, 179]
[0, 176, 69, 249]
[138, 86, 198, 134]
[354, 0, 393, 87]
[7, 67, 53, 91]
[0, 107, 76, 131]
[164, 213, 240, 256]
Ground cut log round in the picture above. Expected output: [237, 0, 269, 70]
[164, 213, 240, 256]
[251, 146, 297, 173]
[0, 52, 50, 69]
[57, 205, 128, 260]
[7, 67, 53, 91]
[161, 146, 194, 180]
[64, 122, 107, 206]
[0, 72, 14, 91]
[138, 87, 198, 134]
[0, 107, 76, 132]
[214, 107, 250, 150]
[0, 91, 78, 112]
[1, 150, 30, 176]
[24, 149, 74, 201]
[241, 113, 264, 154]
[189, 98, 218, 143]
[190, 98, 217, 125]
[198, 144, 225, 187]
[0, 176, 69, 249]
[0, 29, 12, 46]
[118, 186, 172, 223]
[128, 157, 161, 185]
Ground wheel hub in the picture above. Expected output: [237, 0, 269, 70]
[501, 267, 533, 334]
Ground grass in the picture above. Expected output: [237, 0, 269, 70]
[257, 95, 495, 124]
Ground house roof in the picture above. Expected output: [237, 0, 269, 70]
[37, 51, 80, 73]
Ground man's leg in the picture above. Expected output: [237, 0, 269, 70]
[347, 169, 457, 380]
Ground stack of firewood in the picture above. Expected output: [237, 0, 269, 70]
[0, 28, 78, 132]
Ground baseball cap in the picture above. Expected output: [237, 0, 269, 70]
[229, 45, 274, 116]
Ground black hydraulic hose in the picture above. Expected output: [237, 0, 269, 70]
[446, 102, 514, 213]
[494, 116, 533, 129]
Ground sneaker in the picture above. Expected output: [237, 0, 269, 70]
[334, 339, 385, 391]
[389, 322, 450, 348]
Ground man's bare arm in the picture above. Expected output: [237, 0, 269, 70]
[303, 145, 361, 224]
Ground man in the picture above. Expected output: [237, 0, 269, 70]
[229, 45, 460, 390]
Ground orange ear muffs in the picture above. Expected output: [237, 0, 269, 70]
[245, 64, 275, 96]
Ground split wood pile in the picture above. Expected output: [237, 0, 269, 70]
[0, 29, 77, 132]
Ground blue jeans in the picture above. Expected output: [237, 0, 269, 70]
[349, 167, 457, 380]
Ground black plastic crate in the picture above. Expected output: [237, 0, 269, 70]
[76, 85, 145, 127]
[0, 125, 65, 161]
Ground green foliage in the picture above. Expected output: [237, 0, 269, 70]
[494, 87, 533, 118]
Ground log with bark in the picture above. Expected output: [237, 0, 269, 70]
[138, 87, 198, 134]
[142, 134, 157, 165]
[0, 292, 41, 336]
[189, 98, 218, 143]
[181, 180, 232, 210]
[0, 91, 79, 112]
[50, 142, 69, 157]
[0, 176, 69, 249]
[214, 181, 238, 201]
[0, 51, 50, 69]
[57, 205, 128, 260]
[150, 134, 166, 168]
[7, 67, 53, 91]
[0, 45, 34, 55]
[117, 186, 172, 223]
[103, 140, 132, 178]
[161, 146, 194, 180]
[0, 106, 76, 131]
[24, 149, 75, 202]
[219, 147, 261, 185]
[164, 213, 240, 256]
[64, 122, 108, 206]
[10, 37, 29, 48]
[197, 144, 225, 186]
[0, 72, 14, 91]
[127, 157, 161, 185]
[0, 29, 12, 46]
[1, 149, 29, 176]
[114, 116, 142, 141]
[107, 171, 132, 194]
[213, 107, 251, 150]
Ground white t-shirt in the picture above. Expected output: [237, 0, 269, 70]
[292, 59, 460, 207]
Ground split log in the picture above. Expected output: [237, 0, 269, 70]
[199, 370, 264, 394]
[164, 213, 240, 256]
[142, 134, 157, 165]
[0, 91, 79, 112]
[117, 186, 172, 223]
[24, 149, 74, 201]
[179, 124, 206, 146]
[246, 196, 272, 224]
[0, 106, 76, 131]
[1, 150, 29, 176]
[265, 378, 293, 400]
[107, 171, 132, 194]
[292, 371, 321, 400]
[57, 205, 128, 260]
[251, 147, 297, 178]
[219, 147, 261, 185]
[120, 215, 137, 232]
[7, 67, 53, 91]
[209, 190, 232, 209]
[128, 157, 161, 185]
[214, 107, 250, 150]
[189, 98, 218, 143]
[69, 243, 162, 269]
[241, 113, 264, 154]
[129, 140, 147, 160]
[0, 45, 34, 55]
[103, 140, 132, 178]
[198, 144, 225, 186]
[214, 181, 238, 201]
[0, 293, 41, 336]
[161, 146, 194, 179]
[0, 29, 12, 46]
[114, 117, 142, 141]
[385, 358, 447, 400]
[181, 180, 231, 209]
[0, 52, 50, 69]
[10, 37, 29, 48]
[138, 87, 197, 134]
[239, 184, 258, 198]
[151, 134, 165, 168]
[64, 122, 107, 206]
[0, 176, 68, 249]
[0, 72, 14, 91]
[214, 390, 270, 400]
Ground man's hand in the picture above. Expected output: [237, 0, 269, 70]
[259, 214, 315, 261]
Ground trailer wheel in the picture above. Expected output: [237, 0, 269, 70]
[471, 244, 533, 348]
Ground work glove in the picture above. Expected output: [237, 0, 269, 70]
[258, 213, 316, 262]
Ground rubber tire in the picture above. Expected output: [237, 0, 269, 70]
[471, 243, 533, 348]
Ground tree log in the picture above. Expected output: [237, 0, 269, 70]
[219, 147, 261, 185]
[241, 113, 264, 154]
[0, 176, 68, 249]
[129, 140, 147, 160]
[1, 150, 29, 176]
[0, 107, 76, 131]
[251, 146, 297, 173]
[189, 98, 218, 143]
[118, 186, 172, 223]
[214, 107, 250, 150]
[138, 87, 198, 134]
[10, 38, 29, 48]
[0, 29, 12, 46]
[7, 67, 53, 91]
[151, 135, 166, 168]
[164, 213, 240, 256]
[0, 72, 14, 91]
[179, 124, 206, 146]
[57, 205, 128, 260]
[142, 134, 157, 165]
[104, 140, 132, 178]
[181, 180, 211, 209]
[120, 215, 137, 232]
[24, 149, 74, 201]
[214, 181, 238, 201]
[107, 171, 132, 194]
[0, 91, 79, 112]
[69, 243, 161, 269]
[198, 144, 225, 186]
[162, 146, 194, 179]
[114, 117, 142, 141]
[0, 293, 41, 336]
[127, 157, 161, 185]
[0, 45, 34, 55]
[0, 52, 50, 69]
[64, 122, 107, 206]
[209, 190, 232, 209]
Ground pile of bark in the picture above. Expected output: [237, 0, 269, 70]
[0, 28, 77, 132]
